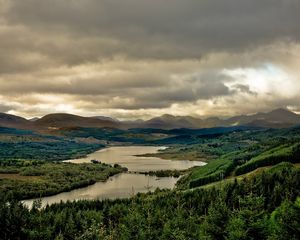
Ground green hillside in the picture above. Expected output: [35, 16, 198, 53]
[1, 163, 299, 240]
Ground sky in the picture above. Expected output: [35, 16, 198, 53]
[0, 0, 300, 120]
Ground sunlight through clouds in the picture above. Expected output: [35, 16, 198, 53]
[0, 0, 300, 119]
[224, 64, 299, 97]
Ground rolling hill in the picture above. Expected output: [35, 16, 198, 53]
[34, 113, 121, 129]
[0, 108, 299, 131]
[0, 113, 33, 129]
[135, 108, 300, 129]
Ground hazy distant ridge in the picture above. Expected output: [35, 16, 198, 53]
[0, 108, 299, 130]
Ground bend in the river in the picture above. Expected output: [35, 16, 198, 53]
[23, 146, 206, 208]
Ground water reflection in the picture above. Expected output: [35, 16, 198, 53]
[23, 146, 205, 208]
[65, 146, 205, 171]
[23, 173, 178, 208]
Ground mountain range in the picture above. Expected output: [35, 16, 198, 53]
[1, 108, 300, 131]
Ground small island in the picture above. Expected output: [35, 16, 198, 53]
[90, 159, 101, 164]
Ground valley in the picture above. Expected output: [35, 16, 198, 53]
[1, 108, 300, 132]
[22, 146, 203, 208]
[1, 1, 300, 238]
[0, 109, 299, 239]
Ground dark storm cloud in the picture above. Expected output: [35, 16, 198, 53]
[2, 0, 300, 62]
[0, 0, 300, 117]
[0, 69, 233, 109]
[113, 73, 234, 109]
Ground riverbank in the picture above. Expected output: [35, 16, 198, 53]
[22, 173, 179, 208]
[21, 146, 204, 207]
[0, 161, 126, 200]
[136, 166, 200, 178]
[135, 145, 215, 162]
[7, 163, 299, 239]
[65, 146, 205, 172]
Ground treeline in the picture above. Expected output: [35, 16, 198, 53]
[178, 157, 235, 189]
[0, 141, 102, 161]
[189, 164, 233, 188]
[141, 169, 184, 178]
[0, 127, 107, 162]
[178, 140, 300, 189]
[0, 163, 299, 239]
[0, 162, 125, 200]
[235, 143, 300, 176]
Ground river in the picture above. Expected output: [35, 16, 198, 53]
[23, 146, 205, 208]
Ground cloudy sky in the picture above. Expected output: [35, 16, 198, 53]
[0, 0, 300, 120]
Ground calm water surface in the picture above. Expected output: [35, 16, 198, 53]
[23, 173, 178, 208]
[64, 146, 205, 172]
[23, 146, 205, 208]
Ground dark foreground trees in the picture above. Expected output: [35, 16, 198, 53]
[0, 163, 299, 240]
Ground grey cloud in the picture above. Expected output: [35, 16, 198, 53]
[0, 69, 234, 110]
[0, 71, 170, 96]
[1, 0, 299, 76]
[0, 103, 13, 112]
[80, 72, 234, 109]
[0, 0, 300, 117]
[232, 84, 257, 95]
[189, 73, 233, 98]
[2, 0, 300, 63]
[145, 73, 234, 104]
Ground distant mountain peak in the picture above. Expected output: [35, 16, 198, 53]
[0, 112, 32, 129]
[269, 108, 295, 115]
[1, 108, 300, 131]
[28, 117, 40, 122]
[92, 116, 119, 122]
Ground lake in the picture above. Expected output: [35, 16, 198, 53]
[23, 146, 205, 208]
[64, 146, 205, 172]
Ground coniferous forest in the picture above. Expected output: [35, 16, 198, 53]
[1, 0, 300, 239]
[1, 163, 299, 239]
[0, 125, 299, 239]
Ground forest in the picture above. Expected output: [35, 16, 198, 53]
[0, 125, 299, 239]
[0, 127, 103, 161]
[1, 0, 300, 238]
[0, 161, 126, 200]
[0, 162, 299, 239]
